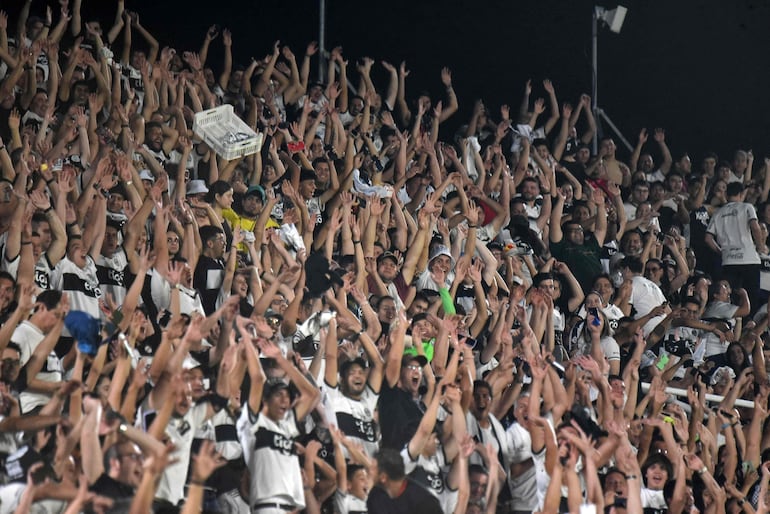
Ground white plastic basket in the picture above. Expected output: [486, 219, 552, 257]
[193, 104, 262, 160]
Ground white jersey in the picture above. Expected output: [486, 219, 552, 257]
[96, 248, 129, 307]
[34, 255, 54, 291]
[150, 400, 209, 506]
[706, 201, 760, 266]
[334, 489, 368, 514]
[12, 321, 62, 414]
[236, 407, 305, 510]
[401, 446, 458, 514]
[150, 271, 205, 317]
[51, 256, 102, 323]
[323, 384, 380, 457]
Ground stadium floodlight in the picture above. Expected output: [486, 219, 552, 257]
[596, 5, 628, 34]
[591, 5, 632, 154]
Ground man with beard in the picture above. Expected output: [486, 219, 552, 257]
[515, 177, 551, 237]
[324, 316, 384, 457]
[550, 187, 608, 292]
[141, 121, 181, 172]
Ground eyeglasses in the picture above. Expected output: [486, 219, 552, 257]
[403, 365, 423, 371]
[119, 453, 143, 461]
[1, 358, 19, 366]
[266, 317, 281, 327]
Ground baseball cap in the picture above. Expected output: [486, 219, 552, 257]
[244, 185, 266, 202]
[401, 354, 428, 368]
[340, 357, 368, 377]
[377, 251, 399, 265]
[139, 169, 155, 182]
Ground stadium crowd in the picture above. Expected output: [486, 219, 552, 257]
[0, 1, 768, 514]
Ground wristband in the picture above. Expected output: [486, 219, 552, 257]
[352, 240, 361, 244]
[45, 178, 54, 185]
[349, 330, 364, 342]
[44, 206, 53, 213]
[697, 466, 708, 475]
[738, 499, 746, 506]
[189, 479, 206, 486]
[468, 224, 477, 229]
[99, 188, 110, 198]
[438, 287, 456, 315]
[21, 241, 32, 245]
[624, 474, 638, 480]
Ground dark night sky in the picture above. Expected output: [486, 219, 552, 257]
[22, 0, 770, 163]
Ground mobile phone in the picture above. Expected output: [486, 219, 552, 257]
[588, 307, 601, 326]
[52, 159, 63, 172]
[656, 354, 670, 371]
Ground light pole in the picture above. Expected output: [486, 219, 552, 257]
[591, 5, 632, 154]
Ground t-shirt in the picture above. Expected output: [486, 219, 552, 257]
[334, 489, 368, 514]
[366, 479, 443, 514]
[90, 473, 134, 500]
[630, 275, 667, 336]
[96, 248, 129, 307]
[153, 402, 209, 506]
[550, 234, 603, 292]
[236, 407, 305, 509]
[193, 255, 225, 315]
[12, 321, 61, 414]
[706, 201, 760, 266]
[378, 382, 425, 450]
[324, 384, 380, 457]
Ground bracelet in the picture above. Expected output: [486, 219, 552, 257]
[21, 241, 32, 245]
[625, 474, 638, 480]
[738, 499, 746, 506]
[125, 180, 133, 186]
[44, 206, 53, 213]
[468, 224, 477, 229]
[189, 479, 206, 486]
[45, 178, 54, 185]
[99, 188, 110, 198]
[0, 145, 5, 151]
[121, 124, 129, 128]
[352, 240, 361, 244]
[721, 423, 730, 431]
[697, 466, 708, 475]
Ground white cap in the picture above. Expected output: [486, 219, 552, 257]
[139, 169, 155, 182]
[186, 180, 209, 196]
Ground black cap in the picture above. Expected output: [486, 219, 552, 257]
[339, 357, 368, 377]
[401, 354, 428, 368]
